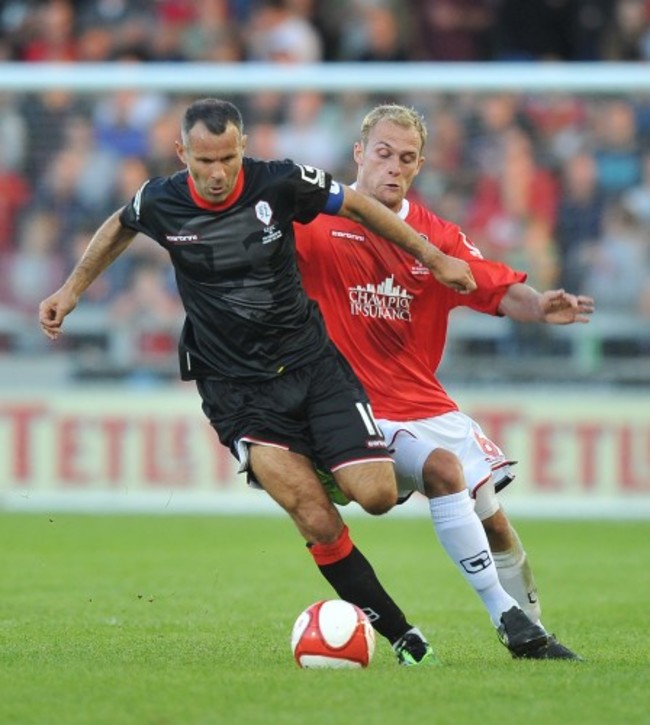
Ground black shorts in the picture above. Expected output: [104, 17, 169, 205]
[196, 345, 390, 472]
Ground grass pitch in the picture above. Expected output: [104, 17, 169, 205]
[1, 513, 647, 724]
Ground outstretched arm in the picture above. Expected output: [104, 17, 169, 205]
[337, 185, 476, 294]
[498, 283, 595, 324]
[39, 209, 137, 340]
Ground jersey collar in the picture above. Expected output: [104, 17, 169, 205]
[187, 167, 245, 211]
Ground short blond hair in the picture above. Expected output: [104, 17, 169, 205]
[360, 104, 427, 153]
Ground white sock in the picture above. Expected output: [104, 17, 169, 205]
[492, 528, 543, 626]
[429, 491, 517, 627]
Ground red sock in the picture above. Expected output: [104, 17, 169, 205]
[308, 525, 354, 566]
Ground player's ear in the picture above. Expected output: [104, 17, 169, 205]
[414, 154, 425, 177]
[241, 134, 248, 152]
[353, 141, 363, 165]
[175, 140, 186, 164]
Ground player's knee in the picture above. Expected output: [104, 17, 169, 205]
[481, 508, 513, 549]
[291, 500, 343, 543]
[422, 449, 465, 498]
[355, 466, 397, 516]
[358, 484, 397, 515]
[335, 462, 397, 515]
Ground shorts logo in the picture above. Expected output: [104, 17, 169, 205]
[460, 550, 492, 573]
[255, 200, 273, 225]
[165, 233, 199, 243]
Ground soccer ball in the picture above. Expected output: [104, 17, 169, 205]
[290, 599, 375, 669]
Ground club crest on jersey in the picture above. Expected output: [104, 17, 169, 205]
[255, 200, 273, 226]
[411, 233, 431, 276]
[411, 260, 430, 277]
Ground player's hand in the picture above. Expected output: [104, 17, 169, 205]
[38, 288, 79, 340]
[426, 252, 477, 294]
[540, 289, 595, 324]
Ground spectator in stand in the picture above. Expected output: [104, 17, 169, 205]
[522, 94, 588, 164]
[494, 0, 614, 61]
[590, 99, 643, 198]
[345, 5, 409, 62]
[0, 94, 27, 173]
[18, 0, 78, 62]
[570, 0, 613, 60]
[146, 103, 189, 178]
[108, 260, 183, 374]
[0, 148, 30, 255]
[245, 121, 281, 160]
[243, 0, 323, 63]
[275, 92, 346, 173]
[583, 201, 649, 312]
[602, 0, 650, 60]
[407, 0, 493, 61]
[492, 0, 573, 60]
[176, 0, 245, 63]
[19, 90, 88, 179]
[465, 127, 560, 292]
[75, 25, 115, 62]
[100, 156, 152, 219]
[29, 147, 95, 250]
[622, 151, 650, 224]
[555, 152, 607, 292]
[415, 104, 471, 213]
[59, 114, 120, 213]
[465, 93, 536, 181]
[93, 86, 168, 160]
[9, 210, 65, 314]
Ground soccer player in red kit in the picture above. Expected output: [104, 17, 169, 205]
[296, 104, 593, 659]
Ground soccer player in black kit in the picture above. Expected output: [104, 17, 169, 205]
[39, 98, 477, 665]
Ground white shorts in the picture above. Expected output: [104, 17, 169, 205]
[379, 411, 517, 520]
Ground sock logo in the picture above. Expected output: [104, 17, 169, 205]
[460, 549, 493, 573]
[527, 590, 539, 604]
[362, 607, 380, 623]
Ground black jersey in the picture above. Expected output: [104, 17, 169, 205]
[119, 158, 335, 381]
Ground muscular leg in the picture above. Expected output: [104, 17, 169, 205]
[249, 444, 343, 543]
[249, 445, 414, 644]
[479, 503, 541, 625]
[422, 449, 519, 626]
[334, 459, 398, 515]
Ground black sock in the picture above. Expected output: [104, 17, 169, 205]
[317, 545, 410, 644]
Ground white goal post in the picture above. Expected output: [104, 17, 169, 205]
[1, 60, 650, 93]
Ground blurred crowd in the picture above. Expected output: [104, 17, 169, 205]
[3, 0, 650, 63]
[1, 0, 650, 379]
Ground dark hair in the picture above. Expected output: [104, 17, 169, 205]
[181, 98, 244, 141]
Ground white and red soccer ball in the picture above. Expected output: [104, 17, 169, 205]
[291, 599, 376, 669]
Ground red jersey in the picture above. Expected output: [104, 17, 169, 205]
[295, 198, 526, 420]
